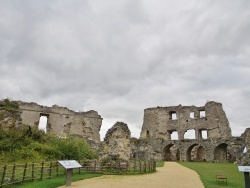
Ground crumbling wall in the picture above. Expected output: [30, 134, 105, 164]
[0, 99, 22, 129]
[102, 122, 131, 160]
[18, 101, 102, 143]
[140, 101, 231, 140]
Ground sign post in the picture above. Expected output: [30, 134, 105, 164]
[238, 166, 250, 188]
[58, 160, 82, 186]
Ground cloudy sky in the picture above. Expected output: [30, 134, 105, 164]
[0, 0, 250, 140]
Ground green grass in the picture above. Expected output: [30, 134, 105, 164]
[179, 162, 245, 188]
[12, 173, 102, 188]
[156, 161, 164, 167]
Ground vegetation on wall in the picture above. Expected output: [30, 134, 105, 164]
[0, 98, 98, 164]
[0, 125, 98, 164]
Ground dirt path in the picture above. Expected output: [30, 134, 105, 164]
[59, 162, 204, 188]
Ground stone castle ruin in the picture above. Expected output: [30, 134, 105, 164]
[18, 101, 102, 143]
[1, 99, 249, 164]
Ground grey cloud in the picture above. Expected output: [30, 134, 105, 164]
[1, 0, 250, 139]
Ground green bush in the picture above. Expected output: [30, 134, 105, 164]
[0, 126, 98, 164]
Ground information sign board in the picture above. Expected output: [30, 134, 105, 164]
[238, 166, 250, 172]
[58, 160, 82, 169]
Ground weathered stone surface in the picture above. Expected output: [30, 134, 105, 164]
[18, 101, 102, 143]
[0, 100, 22, 129]
[132, 101, 247, 163]
[140, 101, 231, 140]
[102, 122, 131, 160]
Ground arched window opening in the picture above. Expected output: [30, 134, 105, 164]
[190, 112, 194, 119]
[184, 129, 195, 139]
[170, 131, 178, 140]
[146, 130, 150, 138]
[38, 115, 48, 133]
[169, 111, 177, 120]
[201, 130, 208, 139]
[199, 110, 205, 118]
[243, 147, 247, 153]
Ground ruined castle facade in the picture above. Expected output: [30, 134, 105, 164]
[132, 101, 246, 163]
[18, 101, 102, 143]
[1, 99, 248, 163]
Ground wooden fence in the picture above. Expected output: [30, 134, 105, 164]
[0, 159, 156, 187]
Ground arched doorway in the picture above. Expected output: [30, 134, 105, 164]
[186, 144, 199, 162]
[163, 144, 180, 161]
[196, 146, 206, 161]
[163, 144, 174, 161]
[214, 143, 228, 162]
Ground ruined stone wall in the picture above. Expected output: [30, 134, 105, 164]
[18, 101, 102, 143]
[140, 101, 231, 140]
[102, 122, 131, 160]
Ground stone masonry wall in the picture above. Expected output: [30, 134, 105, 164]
[18, 101, 102, 143]
[102, 122, 131, 160]
[140, 101, 231, 140]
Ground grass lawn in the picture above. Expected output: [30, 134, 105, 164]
[156, 161, 165, 167]
[179, 162, 245, 188]
[13, 173, 102, 188]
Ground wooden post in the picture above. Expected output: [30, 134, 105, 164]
[56, 162, 59, 177]
[118, 161, 121, 174]
[139, 161, 141, 172]
[134, 160, 136, 173]
[94, 160, 96, 173]
[1, 165, 7, 188]
[49, 162, 52, 178]
[22, 163, 27, 182]
[109, 162, 112, 174]
[11, 164, 16, 184]
[40, 162, 44, 180]
[78, 160, 81, 174]
[126, 161, 128, 174]
[31, 163, 35, 181]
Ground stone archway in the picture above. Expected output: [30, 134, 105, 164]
[196, 146, 206, 161]
[163, 144, 180, 161]
[186, 144, 199, 162]
[163, 144, 174, 161]
[214, 143, 228, 162]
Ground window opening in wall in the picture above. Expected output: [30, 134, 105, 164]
[190, 112, 194, 119]
[146, 130, 150, 138]
[243, 147, 247, 153]
[169, 111, 177, 120]
[199, 110, 205, 118]
[184, 129, 195, 139]
[170, 131, 178, 140]
[38, 116, 48, 133]
[201, 130, 208, 139]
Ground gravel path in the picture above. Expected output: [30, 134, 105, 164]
[58, 162, 204, 188]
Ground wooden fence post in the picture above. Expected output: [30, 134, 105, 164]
[11, 164, 16, 184]
[32, 163, 35, 181]
[126, 161, 128, 174]
[22, 163, 27, 183]
[94, 160, 96, 173]
[0, 165, 7, 188]
[49, 162, 52, 178]
[139, 161, 141, 173]
[56, 162, 59, 177]
[134, 160, 136, 173]
[78, 160, 81, 174]
[118, 161, 121, 174]
[40, 162, 44, 180]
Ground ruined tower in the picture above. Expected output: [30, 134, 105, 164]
[140, 101, 231, 140]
